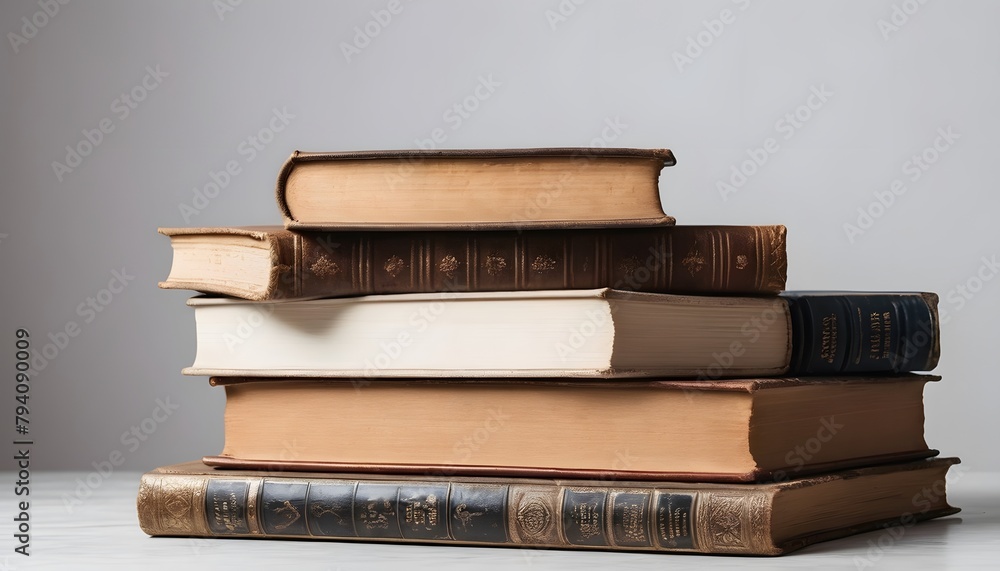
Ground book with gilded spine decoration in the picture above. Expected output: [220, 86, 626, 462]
[137, 459, 959, 556]
[784, 291, 940, 374]
[158, 224, 787, 301]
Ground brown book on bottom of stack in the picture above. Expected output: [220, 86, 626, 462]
[137, 458, 959, 556]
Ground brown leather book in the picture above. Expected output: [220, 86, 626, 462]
[275, 148, 676, 230]
[158, 224, 787, 301]
[138, 457, 959, 555]
[202, 375, 938, 482]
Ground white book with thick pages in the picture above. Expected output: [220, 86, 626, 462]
[184, 288, 791, 378]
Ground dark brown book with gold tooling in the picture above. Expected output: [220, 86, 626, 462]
[137, 458, 959, 556]
[157, 224, 786, 301]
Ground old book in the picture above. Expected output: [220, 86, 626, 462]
[275, 148, 676, 230]
[183, 288, 791, 378]
[785, 292, 940, 374]
[138, 458, 959, 555]
[183, 289, 940, 378]
[203, 375, 936, 481]
[157, 224, 787, 301]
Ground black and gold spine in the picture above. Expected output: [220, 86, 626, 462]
[138, 471, 780, 554]
[785, 292, 940, 374]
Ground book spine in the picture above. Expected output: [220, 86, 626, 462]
[137, 472, 778, 555]
[785, 293, 939, 374]
[272, 226, 787, 298]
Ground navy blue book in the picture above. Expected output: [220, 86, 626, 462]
[784, 292, 939, 375]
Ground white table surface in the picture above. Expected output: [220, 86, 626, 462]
[1, 469, 997, 570]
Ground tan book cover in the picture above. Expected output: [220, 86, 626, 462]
[275, 148, 677, 230]
[202, 375, 938, 482]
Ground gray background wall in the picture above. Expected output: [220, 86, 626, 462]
[1, 0, 997, 473]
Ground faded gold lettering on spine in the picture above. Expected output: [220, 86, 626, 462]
[657, 494, 692, 548]
[620, 501, 647, 543]
[211, 489, 244, 532]
[404, 494, 438, 527]
[819, 313, 838, 364]
[881, 310, 892, 359]
[868, 311, 882, 360]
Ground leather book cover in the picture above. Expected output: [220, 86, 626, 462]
[275, 148, 677, 230]
[784, 292, 941, 374]
[202, 374, 938, 482]
[137, 458, 960, 556]
[158, 224, 787, 300]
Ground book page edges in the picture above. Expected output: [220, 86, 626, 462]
[275, 148, 676, 228]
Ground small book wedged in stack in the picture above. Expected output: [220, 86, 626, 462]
[141, 148, 958, 556]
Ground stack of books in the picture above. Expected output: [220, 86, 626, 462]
[139, 148, 958, 556]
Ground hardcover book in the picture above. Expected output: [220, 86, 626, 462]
[181, 289, 939, 378]
[276, 148, 676, 230]
[183, 288, 792, 378]
[784, 291, 939, 374]
[137, 458, 960, 556]
[203, 375, 936, 481]
[158, 224, 787, 301]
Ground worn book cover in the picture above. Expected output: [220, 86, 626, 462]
[276, 148, 677, 230]
[138, 458, 960, 556]
[158, 224, 787, 300]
